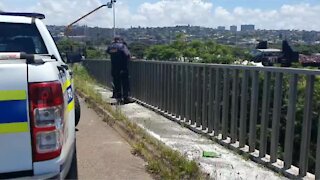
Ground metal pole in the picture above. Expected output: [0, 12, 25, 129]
[113, 1, 116, 37]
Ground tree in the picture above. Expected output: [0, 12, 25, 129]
[145, 45, 180, 61]
[129, 42, 149, 59]
[145, 36, 249, 64]
[86, 48, 105, 59]
[56, 38, 81, 53]
[159, 48, 180, 61]
[294, 44, 320, 55]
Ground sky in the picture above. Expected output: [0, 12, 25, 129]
[1, 0, 320, 30]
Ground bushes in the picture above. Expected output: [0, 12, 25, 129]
[145, 37, 248, 64]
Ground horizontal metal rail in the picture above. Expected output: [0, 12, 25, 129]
[83, 59, 320, 179]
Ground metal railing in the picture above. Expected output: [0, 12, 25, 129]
[83, 59, 320, 178]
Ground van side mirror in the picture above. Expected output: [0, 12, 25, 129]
[66, 52, 84, 64]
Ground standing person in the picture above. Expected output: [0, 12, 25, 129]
[107, 36, 134, 104]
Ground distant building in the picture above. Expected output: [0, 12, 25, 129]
[217, 26, 226, 31]
[230, 25, 237, 32]
[241, 24, 255, 32]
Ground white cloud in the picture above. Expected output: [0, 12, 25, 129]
[29, 0, 105, 26]
[130, 1, 320, 30]
[137, 0, 214, 27]
[225, 3, 320, 30]
[2, 0, 320, 30]
[0, 2, 5, 11]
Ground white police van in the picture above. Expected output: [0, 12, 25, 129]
[0, 12, 81, 179]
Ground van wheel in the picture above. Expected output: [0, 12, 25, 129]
[66, 146, 78, 179]
[75, 94, 81, 126]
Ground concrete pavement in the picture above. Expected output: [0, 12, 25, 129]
[76, 98, 153, 180]
[94, 85, 285, 180]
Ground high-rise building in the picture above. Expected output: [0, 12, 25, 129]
[230, 25, 237, 32]
[241, 24, 255, 32]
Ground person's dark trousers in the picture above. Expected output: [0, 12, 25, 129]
[113, 73, 122, 99]
[120, 71, 130, 99]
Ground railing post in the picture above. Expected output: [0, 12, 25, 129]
[270, 72, 283, 163]
[160, 63, 165, 110]
[138, 61, 141, 100]
[169, 64, 172, 113]
[259, 71, 271, 158]
[185, 65, 191, 123]
[222, 68, 230, 140]
[135, 62, 139, 99]
[175, 65, 179, 117]
[239, 70, 249, 148]
[155, 63, 159, 108]
[202, 66, 208, 130]
[208, 67, 215, 133]
[284, 74, 298, 169]
[145, 62, 149, 102]
[299, 75, 315, 176]
[142, 62, 146, 102]
[174, 64, 179, 116]
[180, 64, 185, 120]
[214, 68, 221, 136]
[149, 63, 152, 103]
[231, 69, 239, 143]
[146, 63, 150, 103]
[249, 70, 259, 152]
[166, 64, 170, 112]
[172, 64, 176, 114]
[152, 63, 156, 106]
[173, 64, 176, 114]
[136, 62, 139, 97]
[169, 64, 174, 114]
[191, 66, 196, 125]
[148, 63, 151, 104]
[196, 66, 202, 127]
[158, 62, 162, 109]
[149, 63, 153, 104]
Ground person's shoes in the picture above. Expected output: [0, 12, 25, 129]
[123, 97, 135, 104]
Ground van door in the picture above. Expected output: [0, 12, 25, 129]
[0, 60, 33, 174]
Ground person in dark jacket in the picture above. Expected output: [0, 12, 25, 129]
[107, 37, 134, 104]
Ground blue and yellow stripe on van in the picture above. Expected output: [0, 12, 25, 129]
[0, 90, 29, 134]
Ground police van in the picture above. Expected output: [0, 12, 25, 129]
[0, 12, 81, 179]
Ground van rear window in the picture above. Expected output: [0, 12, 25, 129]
[0, 23, 48, 54]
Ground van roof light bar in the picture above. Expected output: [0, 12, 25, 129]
[0, 12, 45, 19]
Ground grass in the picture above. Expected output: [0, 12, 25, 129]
[73, 64, 207, 180]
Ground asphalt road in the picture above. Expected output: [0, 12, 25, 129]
[76, 98, 153, 180]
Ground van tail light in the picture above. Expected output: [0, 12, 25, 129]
[29, 81, 64, 162]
